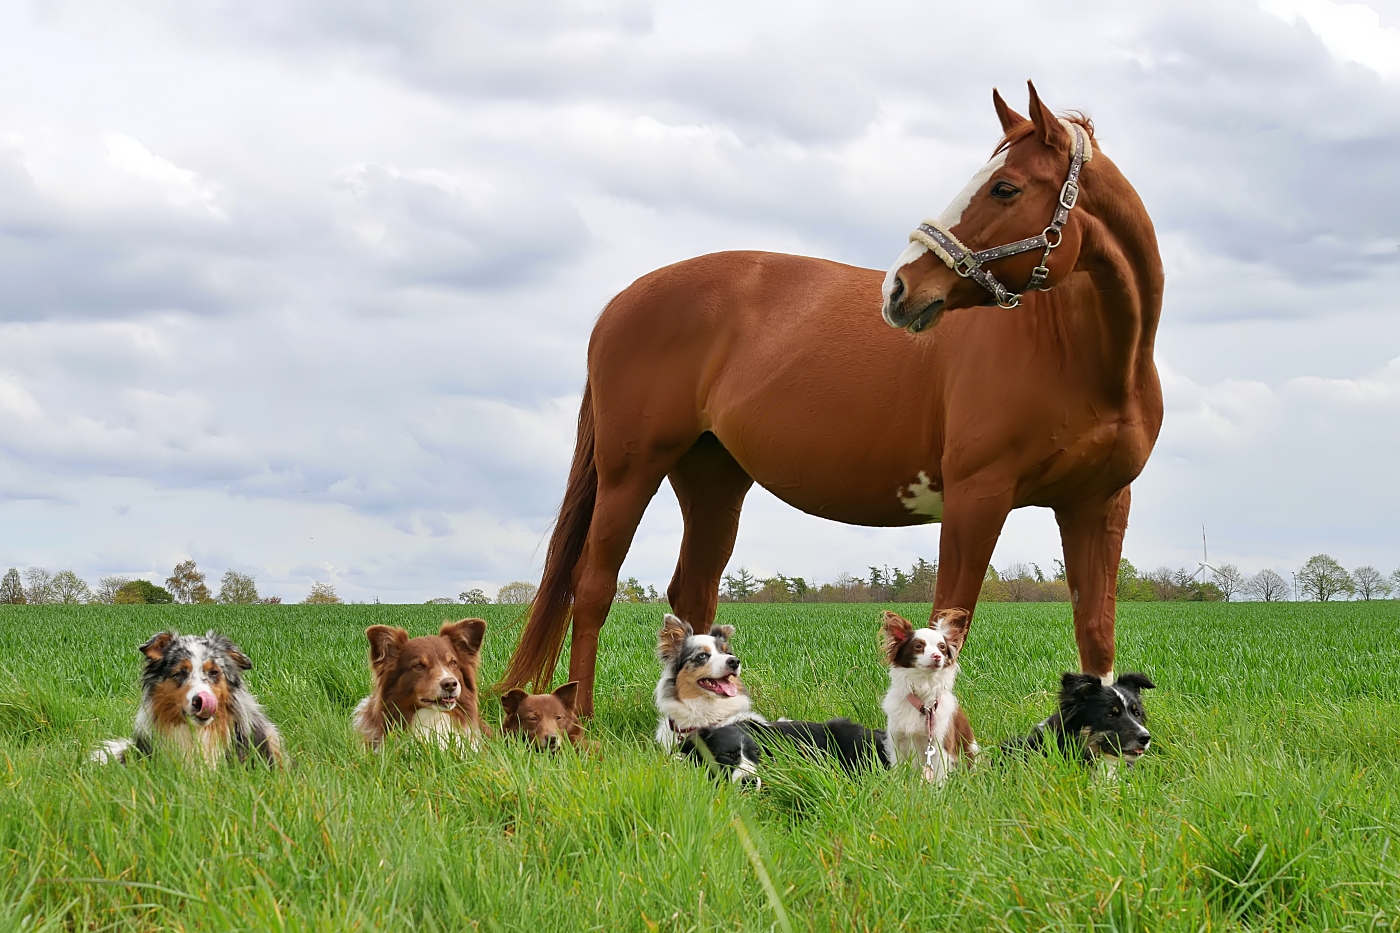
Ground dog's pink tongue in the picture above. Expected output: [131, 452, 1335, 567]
[716, 679, 738, 698]
[191, 690, 217, 719]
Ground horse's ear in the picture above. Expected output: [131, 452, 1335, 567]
[992, 88, 1025, 133]
[1027, 80, 1069, 151]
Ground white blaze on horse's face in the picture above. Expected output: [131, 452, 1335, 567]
[881, 149, 1010, 326]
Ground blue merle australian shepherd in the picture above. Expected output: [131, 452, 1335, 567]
[92, 631, 285, 768]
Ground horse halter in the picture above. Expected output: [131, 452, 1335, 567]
[909, 121, 1092, 310]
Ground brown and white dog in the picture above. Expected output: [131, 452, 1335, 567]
[654, 613, 764, 750]
[352, 618, 488, 748]
[92, 630, 285, 768]
[502, 681, 588, 751]
[881, 609, 977, 782]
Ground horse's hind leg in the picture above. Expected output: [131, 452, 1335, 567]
[1054, 486, 1131, 680]
[567, 466, 673, 717]
[666, 434, 754, 627]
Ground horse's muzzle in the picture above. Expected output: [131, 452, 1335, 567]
[884, 292, 945, 333]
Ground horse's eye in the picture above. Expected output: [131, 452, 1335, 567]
[990, 181, 1019, 199]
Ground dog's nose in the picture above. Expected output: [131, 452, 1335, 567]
[190, 690, 217, 720]
[440, 677, 459, 694]
[1138, 731, 1151, 748]
[725, 656, 740, 672]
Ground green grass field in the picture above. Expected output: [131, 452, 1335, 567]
[1, 600, 1398, 931]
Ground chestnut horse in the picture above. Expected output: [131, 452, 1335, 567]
[500, 82, 1163, 716]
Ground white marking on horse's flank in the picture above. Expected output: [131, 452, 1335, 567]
[934, 150, 1008, 229]
[898, 471, 944, 521]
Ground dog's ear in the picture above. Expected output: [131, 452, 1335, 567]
[552, 681, 580, 712]
[933, 608, 971, 657]
[881, 611, 914, 663]
[207, 631, 253, 670]
[366, 626, 408, 670]
[501, 688, 527, 718]
[139, 631, 177, 661]
[441, 618, 487, 659]
[709, 624, 735, 651]
[1115, 672, 1155, 692]
[658, 614, 692, 662]
[1059, 672, 1102, 702]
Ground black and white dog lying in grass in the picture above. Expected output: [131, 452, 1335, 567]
[654, 613, 888, 781]
[92, 631, 285, 768]
[680, 719, 890, 784]
[1003, 671, 1154, 767]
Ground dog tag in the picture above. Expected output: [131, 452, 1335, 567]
[922, 744, 939, 782]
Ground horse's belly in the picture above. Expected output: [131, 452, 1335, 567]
[745, 462, 942, 528]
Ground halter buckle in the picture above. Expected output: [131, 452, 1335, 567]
[1031, 265, 1051, 286]
[952, 255, 978, 278]
[1059, 180, 1079, 211]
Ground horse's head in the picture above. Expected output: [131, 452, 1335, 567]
[883, 81, 1094, 332]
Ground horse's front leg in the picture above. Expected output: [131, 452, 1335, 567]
[932, 478, 1016, 619]
[1054, 486, 1131, 680]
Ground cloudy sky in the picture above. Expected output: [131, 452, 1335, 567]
[2, 0, 1398, 602]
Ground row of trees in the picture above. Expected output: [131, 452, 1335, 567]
[693, 553, 1400, 606]
[0, 562, 346, 606]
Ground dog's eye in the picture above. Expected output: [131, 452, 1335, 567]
[448, 657, 459, 666]
[206, 668, 219, 681]
[412, 660, 426, 670]
[1131, 705, 1142, 717]
[694, 652, 708, 663]
[990, 181, 1019, 199]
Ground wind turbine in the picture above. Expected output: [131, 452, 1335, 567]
[1196, 526, 1218, 586]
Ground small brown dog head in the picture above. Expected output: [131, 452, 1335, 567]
[501, 681, 585, 750]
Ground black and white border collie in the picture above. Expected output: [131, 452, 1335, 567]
[92, 631, 285, 768]
[881, 609, 978, 782]
[1005, 671, 1155, 767]
[654, 613, 763, 750]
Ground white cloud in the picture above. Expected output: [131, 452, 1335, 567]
[104, 132, 225, 218]
[1261, 0, 1400, 78]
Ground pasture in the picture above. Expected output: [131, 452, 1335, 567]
[1, 601, 1398, 931]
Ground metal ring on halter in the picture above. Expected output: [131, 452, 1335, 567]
[997, 292, 1021, 309]
[1043, 226, 1063, 249]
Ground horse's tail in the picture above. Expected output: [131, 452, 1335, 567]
[497, 380, 597, 694]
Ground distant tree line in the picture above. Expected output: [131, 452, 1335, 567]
[687, 553, 1400, 605]
[0, 561, 345, 606]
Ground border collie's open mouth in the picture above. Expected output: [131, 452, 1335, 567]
[698, 674, 739, 698]
[427, 696, 458, 710]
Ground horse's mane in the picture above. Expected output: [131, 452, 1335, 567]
[994, 112, 1095, 156]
